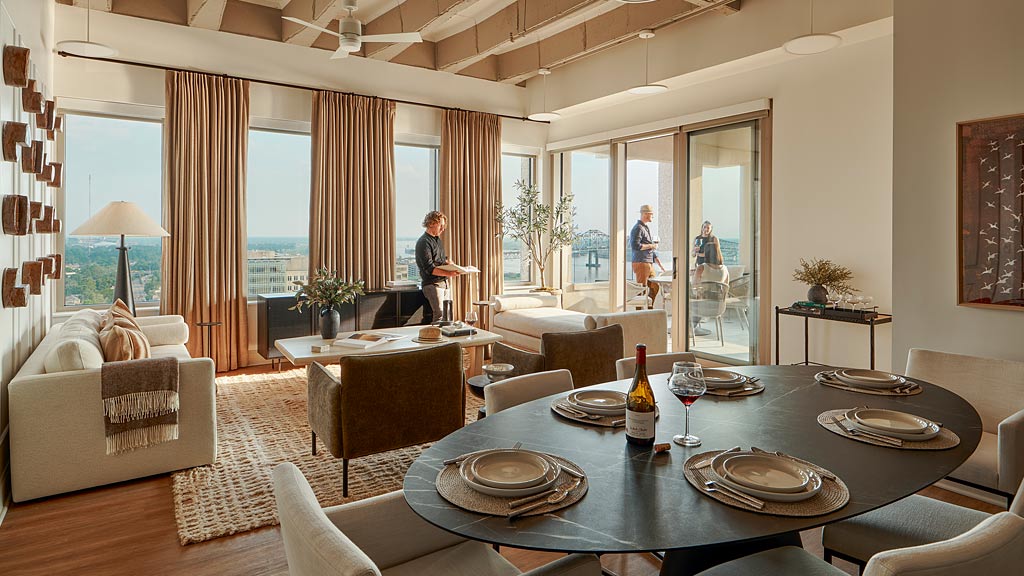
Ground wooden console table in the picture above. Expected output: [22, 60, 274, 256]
[774, 306, 893, 369]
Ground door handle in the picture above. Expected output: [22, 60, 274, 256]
[672, 257, 678, 280]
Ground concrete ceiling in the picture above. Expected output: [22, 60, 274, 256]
[55, 0, 740, 84]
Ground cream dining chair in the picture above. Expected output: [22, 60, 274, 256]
[273, 462, 603, 576]
[485, 370, 574, 415]
[616, 351, 697, 380]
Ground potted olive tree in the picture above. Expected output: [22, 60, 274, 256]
[290, 268, 365, 340]
[792, 257, 856, 304]
[495, 180, 581, 291]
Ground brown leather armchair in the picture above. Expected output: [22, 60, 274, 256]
[307, 343, 465, 497]
[492, 324, 624, 388]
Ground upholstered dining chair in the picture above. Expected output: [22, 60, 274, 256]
[691, 281, 729, 347]
[821, 470, 1024, 568]
[616, 351, 697, 380]
[695, 512, 1024, 576]
[492, 324, 624, 389]
[485, 370, 574, 415]
[306, 343, 465, 497]
[273, 462, 603, 576]
[905, 348, 1024, 501]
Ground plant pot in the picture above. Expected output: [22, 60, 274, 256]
[807, 284, 828, 305]
[320, 307, 341, 340]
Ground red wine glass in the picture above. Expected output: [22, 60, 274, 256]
[669, 362, 707, 447]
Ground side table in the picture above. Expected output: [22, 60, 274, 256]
[196, 321, 223, 371]
[774, 306, 892, 369]
[466, 374, 492, 421]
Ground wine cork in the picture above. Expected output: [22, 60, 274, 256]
[654, 443, 672, 454]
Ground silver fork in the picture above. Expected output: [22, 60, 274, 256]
[829, 415, 902, 447]
[507, 478, 579, 518]
[692, 468, 764, 509]
[557, 402, 602, 420]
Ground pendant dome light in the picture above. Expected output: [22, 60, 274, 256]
[783, 0, 841, 55]
[57, 0, 118, 58]
[528, 68, 561, 122]
[627, 30, 668, 95]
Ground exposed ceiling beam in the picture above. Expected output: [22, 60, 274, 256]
[282, 0, 343, 45]
[688, 0, 740, 15]
[187, 0, 228, 29]
[72, 0, 112, 10]
[435, 0, 618, 74]
[496, 0, 741, 84]
[362, 0, 484, 61]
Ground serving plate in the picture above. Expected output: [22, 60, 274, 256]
[845, 410, 941, 441]
[459, 451, 560, 497]
[700, 369, 747, 390]
[710, 450, 823, 502]
[720, 454, 811, 494]
[834, 369, 905, 389]
[850, 408, 931, 434]
[569, 390, 627, 410]
[469, 449, 551, 490]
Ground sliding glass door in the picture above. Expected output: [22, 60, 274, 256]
[685, 120, 761, 364]
[624, 134, 674, 324]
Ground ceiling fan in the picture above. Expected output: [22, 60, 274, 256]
[283, 0, 423, 60]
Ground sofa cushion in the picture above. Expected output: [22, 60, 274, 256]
[150, 344, 192, 361]
[585, 309, 668, 358]
[100, 324, 152, 361]
[493, 293, 560, 312]
[493, 307, 587, 335]
[140, 321, 190, 347]
[43, 338, 106, 373]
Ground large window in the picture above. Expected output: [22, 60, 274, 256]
[63, 114, 163, 307]
[560, 145, 612, 284]
[500, 154, 535, 284]
[394, 145, 439, 283]
[246, 129, 311, 297]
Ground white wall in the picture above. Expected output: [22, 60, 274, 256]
[1, 0, 54, 519]
[892, 0, 1024, 370]
[547, 23, 894, 369]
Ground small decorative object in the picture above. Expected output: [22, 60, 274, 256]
[35, 204, 54, 233]
[50, 253, 62, 279]
[54, 115, 63, 132]
[21, 260, 42, 295]
[2, 268, 28, 308]
[35, 154, 51, 182]
[42, 99, 55, 131]
[29, 201, 41, 219]
[495, 180, 581, 291]
[482, 363, 514, 382]
[21, 80, 42, 113]
[18, 143, 32, 173]
[37, 256, 54, 277]
[311, 344, 331, 353]
[958, 113, 1024, 310]
[3, 194, 29, 235]
[2, 45, 30, 87]
[47, 162, 62, 188]
[51, 218, 62, 234]
[792, 257, 857, 305]
[289, 267, 364, 340]
[2, 121, 27, 161]
[14, 194, 29, 235]
[28, 140, 43, 174]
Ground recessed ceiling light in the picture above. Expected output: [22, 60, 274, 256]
[56, 40, 118, 58]
[783, 33, 842, 55]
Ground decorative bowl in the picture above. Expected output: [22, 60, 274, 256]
[482, 363, 515, 382]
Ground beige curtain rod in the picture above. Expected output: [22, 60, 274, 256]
[57, 51, 546, 124]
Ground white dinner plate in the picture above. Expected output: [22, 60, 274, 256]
[459, 451, 560, 497]
[700, 369, 747, 390]
[568, 390, 627, 410]
[565, 394, 626, 416]
[845, 410, 942, 441]
[720, 454, 812, 494]
[710, 450, 823, 502]
[834, 369, 905, 389]
[412, 336, 449, 344]
[850, 408, 931, 434]
[469, 449, 552, 490]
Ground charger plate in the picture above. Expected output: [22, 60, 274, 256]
[816, 409, 959, 450]
[815, 371, 923, 397]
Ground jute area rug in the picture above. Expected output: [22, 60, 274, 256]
[171, 366, 483, 545]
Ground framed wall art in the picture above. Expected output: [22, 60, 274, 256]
[958, 113, 1024, 310]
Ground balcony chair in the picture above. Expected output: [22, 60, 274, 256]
[625, 279, 652, 310]
[485, 369, 574, 415]
[691, 281, 729, 347]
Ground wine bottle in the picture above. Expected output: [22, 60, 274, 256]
[626, 344, 656, 447]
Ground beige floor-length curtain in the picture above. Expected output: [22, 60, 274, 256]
[162, 71, 250, 371]
[440, 110, 502, 328]
[309, 91, 395, 290]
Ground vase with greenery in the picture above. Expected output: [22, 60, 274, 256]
[495, 180, 581, 291]
[792, 258, 857, 304]
[290, 268, 365, 340]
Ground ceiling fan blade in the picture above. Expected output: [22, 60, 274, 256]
[330, 47, 351, 60]
[358, 32, 423, 43]
[282, 16, 342, 38]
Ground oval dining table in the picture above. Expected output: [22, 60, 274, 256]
[402, 365, 982, 576]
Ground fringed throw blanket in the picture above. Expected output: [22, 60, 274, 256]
[101, 356, 180, 455]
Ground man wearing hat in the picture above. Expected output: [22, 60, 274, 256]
[630, 204, 666, 308]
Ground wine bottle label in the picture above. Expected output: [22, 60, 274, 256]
[625, 409, 656, 440]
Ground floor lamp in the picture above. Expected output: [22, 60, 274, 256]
[70, 201, 169, 316]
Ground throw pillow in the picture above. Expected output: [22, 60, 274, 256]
[100, 324, 152, 361]
[105, 299, 142, 331]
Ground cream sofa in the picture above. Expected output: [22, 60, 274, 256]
[8, 309, 217, 502]
[491, 294, 668, 357]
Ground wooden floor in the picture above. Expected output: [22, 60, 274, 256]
[0, 365, 1003, 576]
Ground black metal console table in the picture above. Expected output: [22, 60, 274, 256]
[774, 306, 893, 369]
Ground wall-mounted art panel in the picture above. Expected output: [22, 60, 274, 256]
[29, 200, 40, 219]
[15, 194, 29, 235]
[21, 260, 42, 295]
[42, 100, 54, 131]
[2, 194, 29, 235]
[47, 162, 62, 188]
[50, 253, 62, 279]
[18, 142, 31, 172]
[2, 268, 28, 308]
[2, 121, 27, 161]
[54, 115, 63, 132]
[21, 79, 42, 113]
[2, 45, 30, 87]
[28, 139, 42, 173]
[35, 155, 51, 182]
[51, 218, 62, 234]
[34, 204, 53, 233]
[37, 256, 53, 277]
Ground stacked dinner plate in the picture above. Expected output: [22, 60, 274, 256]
[564, 390, 628, 416]
[831, 368, 907, 390]
[843, 407, 942, 440]
[459, 449, 562, 497]
[700, 369, 750, 391]
[709, 450, 824, 502]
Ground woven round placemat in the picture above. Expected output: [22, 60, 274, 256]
[705, 379, 764, 397]
[549, 399, 662, 427]
[436, 453, 588, 517]
[815, 371, 923, 396]
[684, 450, 849, 517]
[816, 409, 960, 450]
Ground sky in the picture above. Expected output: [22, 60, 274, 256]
[247, 129, 311, 237]
[395, 145, 436, 237]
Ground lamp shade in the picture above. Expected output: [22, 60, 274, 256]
[71, 201, 169, 237]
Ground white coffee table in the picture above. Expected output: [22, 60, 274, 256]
[274, 325, 503, 376]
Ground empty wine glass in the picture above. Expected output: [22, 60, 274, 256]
[668, 362, 707, 447]
[464, 308, 478, 328]
[827, 289, 841, 309]
[849, 295, 864, 311]
[860, 295, 874, 311]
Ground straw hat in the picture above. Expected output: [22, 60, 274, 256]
[639, 204, 654, 213]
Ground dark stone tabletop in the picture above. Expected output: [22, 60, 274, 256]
[403, 365, 982, 554]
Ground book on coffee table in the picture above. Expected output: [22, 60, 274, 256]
[333, 333, 403, 349]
